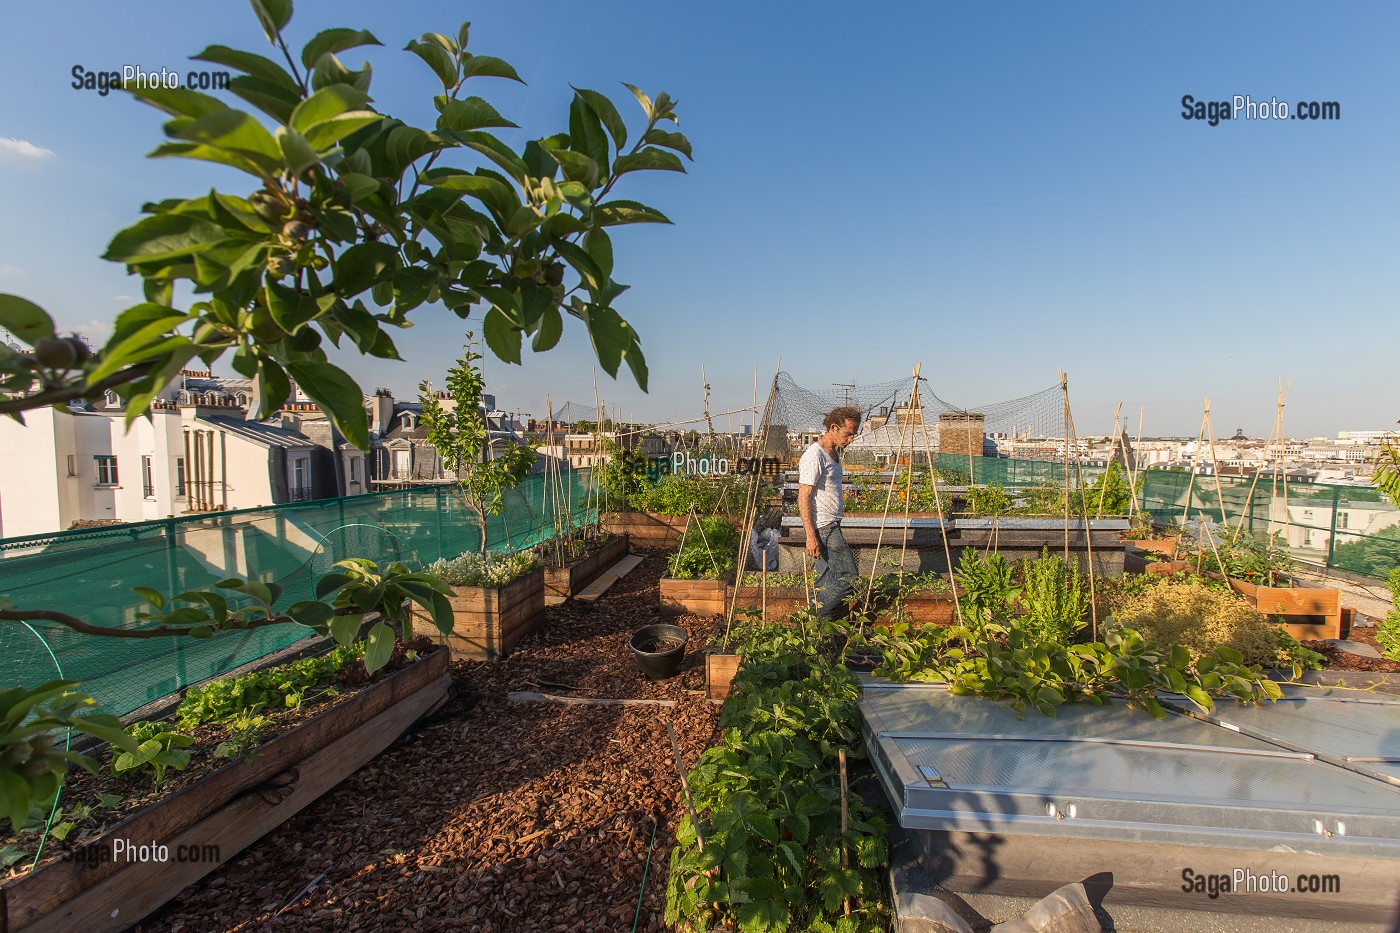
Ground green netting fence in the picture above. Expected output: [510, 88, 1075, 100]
[1139, 470, 1399, 579]
[0, 469, 597, 717]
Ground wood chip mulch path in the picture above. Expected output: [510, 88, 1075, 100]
[138, 549, 725, 933]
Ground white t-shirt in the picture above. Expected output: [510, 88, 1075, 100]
[799, 442, 844, 527]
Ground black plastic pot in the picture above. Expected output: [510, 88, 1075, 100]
[629, 623, 689, 680]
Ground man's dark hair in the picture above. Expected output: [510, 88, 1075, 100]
[823, 406, 861, 430]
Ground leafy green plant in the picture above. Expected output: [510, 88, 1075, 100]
[869, 621, 1284, 719]
[953, 549, 1019, 637]
[0, 1, 689, 441]
[427, 549, 540, 587]
[111, 721, 195, 790]
[630, 472, 750, 521]
[1177, 527, 1293, 586]
[667, 619, 889, 933]
[1017, 548, 1087, 646]
[964, 483, 1012, 517]
[1080, 462, 1136, 517]
[314, 558, 454, 672]
[0, 682, 137, 833]
[667, 517, 741, 580]
[421, 342, 536, 554]
[176, 643, 359, 728]
[1373, 567, 1400, 662]
[214, 713, 271, 762]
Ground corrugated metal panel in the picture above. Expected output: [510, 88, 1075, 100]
[862, 683, 1400, 859]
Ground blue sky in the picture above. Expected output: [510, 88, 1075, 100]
[1, 1, 1395, 439]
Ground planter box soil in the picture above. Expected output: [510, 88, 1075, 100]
[2, 649, 450, 933]
[544, 533, 629, 601]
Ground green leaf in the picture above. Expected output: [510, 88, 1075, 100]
[440, 130, 529, 183]
[330, 612, 363, 645]
[483, 308, 522, 365]
[1183, 685, 1213, 713]
[531, 306, 562, 352]
[1169, 644, 1190, 670]
[301, 28, 382, 69]
[289, 85, 369, 133]
[287, 600, 334, 628]
[573, 88, 627, 151]
[127, 85, 227, 120]
[193, 45, 299, 91]
[166, 109, 282, 174]
[364, 621, 394, 674]
[333, 242, 398, 296]
[552, 240, 604, 295]
[613, 147, 686, 176]
[103, 214, 227, 264]
[569, 96, 610, 174]
[315, 572, 354, 598]
[460, 55, 523, 83]
[547, 149, 599, 189]
[285, 360, 370, 450]
[641, 127, 693, 159]
[405, 38, 457, 89]
[0, 295, 55, 344]
[226, 75, 301, 124]
[438, 97, 518, 132]
[255, 358, 292, 419]
[131, 587, 165, 610]
[266, 282, 319, 333]
[621, 83, 653, 121]
[275, 126, 320, 176]
[1215, 646, 1244, 665]
[582, 305, 627, 377]
[249, 0, 293, 44]
[593, 199, 672, 226]
[584, 228, 613, 280]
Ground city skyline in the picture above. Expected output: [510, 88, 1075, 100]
[1, 1, 1395, 439]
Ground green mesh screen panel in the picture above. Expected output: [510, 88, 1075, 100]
[1139, 471, 1398, 580]
[0, 469, 597, 716]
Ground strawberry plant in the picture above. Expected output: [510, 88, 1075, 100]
[666, 618, 889, 932]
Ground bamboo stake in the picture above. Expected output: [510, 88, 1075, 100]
[1231, 385, 1286, 547]
[1060, 371, 1072, 563]
[1279, 378, 1292, 553]
[916, 408, 963, 627]
[1203, 397, 1228, 525]
[1099, 402, 1123, 518]
[839, 748, 851, 918]
[666, 721, 704, 852]
[863, 365, 919, 614]
[1179, 408, 1209, 539]
[1062, 375, 1100, 639]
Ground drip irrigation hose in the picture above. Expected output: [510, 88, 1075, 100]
[631, 815, 659, 933]
[18, 620, 67, 870]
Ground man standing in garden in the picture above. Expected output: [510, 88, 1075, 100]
[799, 406, 862, 619]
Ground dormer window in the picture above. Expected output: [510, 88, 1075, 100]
[104, 390, 118, 407]
[401, 413, 416, 429]
[236, 393, 249, 406]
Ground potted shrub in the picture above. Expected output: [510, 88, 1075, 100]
[419, 550, 544, 659]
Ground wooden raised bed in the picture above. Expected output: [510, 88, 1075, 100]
[1, 648, 451, 933]
[414, 567, 545, 660]
[602, 512, 691, 547]
[706, 651, 743, 700]
[727, 585, 955, 624]
[1224, 577, 1346, 640]
[659, 578, 726, 616]
[544, 533, 628, 601]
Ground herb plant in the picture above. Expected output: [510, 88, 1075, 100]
[667, 517, 741, 580]
[427, 549, 541, 587]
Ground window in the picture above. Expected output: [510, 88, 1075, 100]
[176, 458, 187, 497]
[290, 457, 309, 499]
[94, 455, 118, 485]
[1338, 512, 1349, 529]
[348, 457, 359, 483]
[66, 454, 76, 476]
[142, 456, 155, 498]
